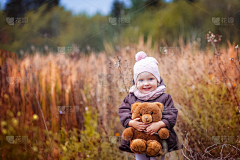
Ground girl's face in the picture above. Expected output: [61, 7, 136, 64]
[136, 72, 158, 94]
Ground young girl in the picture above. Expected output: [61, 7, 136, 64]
[118, 51, 183, 160]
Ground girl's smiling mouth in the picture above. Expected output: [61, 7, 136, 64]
[143, 87, 151, 90]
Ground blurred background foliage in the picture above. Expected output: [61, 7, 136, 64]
[1, 0, 240, 159]
[1, 0, 240, 58]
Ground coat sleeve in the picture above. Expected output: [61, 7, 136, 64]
[118, 94, 132, 128]
[161, 94, 178, 130]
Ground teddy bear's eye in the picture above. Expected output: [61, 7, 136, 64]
[140, 113, 142, 116]
[151, 112, 153, 115]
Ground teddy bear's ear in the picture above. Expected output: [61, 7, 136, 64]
[131, 102, 141, 113]
[153, 102, 164, 112]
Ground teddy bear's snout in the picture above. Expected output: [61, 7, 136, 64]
[142, 114, 152, 123]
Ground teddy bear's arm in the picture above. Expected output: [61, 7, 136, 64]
[158, 128, 169, 139]
[122, 127, 135, 140]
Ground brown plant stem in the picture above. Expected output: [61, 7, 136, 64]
[210, 40, 240, 117]
[34, 93, 53, 150]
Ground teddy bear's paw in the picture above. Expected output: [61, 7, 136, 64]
[122, 128, 133, 140]
[122, 134, 132, 141]
[158, 128, 169, 139]
[146, 140, 162, 157]
[130, 139, 147, 154]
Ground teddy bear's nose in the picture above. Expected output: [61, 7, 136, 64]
[144, 116, 148, 120]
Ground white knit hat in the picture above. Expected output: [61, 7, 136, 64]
[133, 51, 160, 85]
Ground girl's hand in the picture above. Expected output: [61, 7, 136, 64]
[128, 118, 149, 131]
[146, 121, 161, 135]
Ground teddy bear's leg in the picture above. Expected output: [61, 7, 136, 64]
[130, 139, 147, 154]
[146, 140, 162, 157]
[122, 127, 134, 140]
[158, 128, 169, 139]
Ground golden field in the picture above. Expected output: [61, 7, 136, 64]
[0, 36, 240, 160]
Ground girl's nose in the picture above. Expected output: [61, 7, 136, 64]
[144, 81, 149, 85]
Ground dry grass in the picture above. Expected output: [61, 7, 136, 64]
[0, 35, 240, 159]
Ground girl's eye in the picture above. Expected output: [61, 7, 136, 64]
[150, 78, 153, 80]
[140, 113, 142, 116]
[151, 112, 153, 115]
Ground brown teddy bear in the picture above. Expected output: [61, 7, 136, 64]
[122, 102, 169, 157]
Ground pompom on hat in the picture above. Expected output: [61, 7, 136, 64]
[133, 51, 160, 85]
[135, 51, 147, 61]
